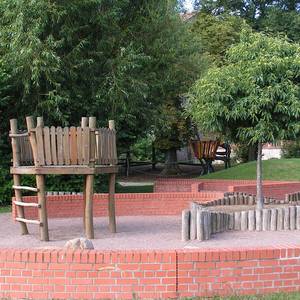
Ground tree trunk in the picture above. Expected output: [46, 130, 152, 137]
[151, 142, 156, 171]
[256, 142, 263, 210]
[161, 148, 181, 175]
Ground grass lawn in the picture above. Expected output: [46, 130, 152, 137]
[202, 159, 300, 181]
[185, 293, 300, 299]
[0, 205, 11, 213]
[116, 184, 153, 193]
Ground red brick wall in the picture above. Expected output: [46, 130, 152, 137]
[1, 246, 300, 299]
[154, 179, 300, 200]
[12, 192, 224, 220]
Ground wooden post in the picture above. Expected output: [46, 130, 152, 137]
[262, 209, 270, 231]
[284, 207, 290, 230]
[85, 174, 94, 239]
[36, 174, 49, 241]
[277, 208, 284, 231]
[228, 213, 234, 230]
[196, 209, 204, 241]
[255, 209, 262, 231]
[84, 117, 95, 239]
[108, 120, 117, 233]
[81, 117, 88, 230]
[296, 206, 300, 230]
[189, 202, 197, 240]
[182, 209, 190, 241]
[37, 116, 44, 127]
[10, 119, 29, 235]
[234, 212, 241, 230]
[290, 206, 296, 230]
[248, 210, 255, 231]
[270, 208, 277, 231]
[241, 211, 248, 231]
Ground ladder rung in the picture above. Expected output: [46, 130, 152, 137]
[12, 185, 39, 192]
[15, 217, 41, 225]
[14, 201, 41, 208]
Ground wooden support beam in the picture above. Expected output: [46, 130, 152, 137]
[108, 173, 116, 233]
[85, 174, 94, 239]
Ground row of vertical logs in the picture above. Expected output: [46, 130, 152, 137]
[202, 192, 300, 207]
[182, 202, 300, 241]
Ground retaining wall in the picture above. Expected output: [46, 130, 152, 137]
[1, 247, 300, 299]
[12, 192, 224, 220]
[154, 179, 300, 200]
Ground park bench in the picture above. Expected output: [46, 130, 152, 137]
[190, 140, 231, 174]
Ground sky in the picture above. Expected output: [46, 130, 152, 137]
[184, 0, 194, 12]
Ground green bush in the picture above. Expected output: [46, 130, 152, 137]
[281, 141, 300, 158]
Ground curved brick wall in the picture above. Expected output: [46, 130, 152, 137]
[154, 179, 300, 200]
[12, 192, 224, 220]
[1, 246, 300, 299]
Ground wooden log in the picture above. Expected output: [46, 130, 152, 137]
[296, 206, 300, 230]
[248, 210, 255, 231]
[241, 211, 248, 231]
[224, 197, 230, 205]
[10, 119, 29, 235]
[220, 198, 225, 205]
[290, 206, 296, 230]
[229, 196, 234, 205]
[234, 212, 241, 230]
[244, 194, 249, 205]
[211, 213, 217, 234]
[203, 212, 210, 240]
[36, 175, 49, 241]
[284, 207, 290, 230]
[196, 209, 205, 241]
[249, 195, 255, 206]
[217, 212, 222, 232]
[270, 208, 277, 231]
[262, 209, 270, 231]
[181, 209, 190, 241]
[189, 202, 197, 240]
[108, 173, 116, 233]
[228, 213, 234, 230]
[277, 208, 284, 231]
[16, 218, 41, 225]
[286, 194, 290, 204]
[85, 174, 94, 239]
[255, 209, 262, 231]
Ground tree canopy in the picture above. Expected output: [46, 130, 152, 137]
[188, 31, 300, 145]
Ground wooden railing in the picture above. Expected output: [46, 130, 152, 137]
[11, 126, 117, 167]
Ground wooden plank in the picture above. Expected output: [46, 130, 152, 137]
[83, 127, 90, 165]
[16, 217, 41, 225]
[69, 127, 77, 164]
[50, 126, 57, 165]
[43, 127, 52, 165]
[77, 127, 83, 165]
[57, 127, 64, 165]
[26, 116, 38, 165]
[14, 201, 41, 208]
[12, 185, 38, 192]
[36, 126, 45, 166]
[10, 165, 118, 175]
[63, 127, 70, 165]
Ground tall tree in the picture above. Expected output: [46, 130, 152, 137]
[188, 31, 300, 208]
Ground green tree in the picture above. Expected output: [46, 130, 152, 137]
[188, 31, 300, 209]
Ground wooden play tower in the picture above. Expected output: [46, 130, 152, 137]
[9, 116, 118, 241]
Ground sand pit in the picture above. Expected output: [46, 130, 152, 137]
[1, 213, 300, 250]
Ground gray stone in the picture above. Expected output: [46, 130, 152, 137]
[64, 238, 94, 250]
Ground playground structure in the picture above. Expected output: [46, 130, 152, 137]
[9, 116, 118, 241]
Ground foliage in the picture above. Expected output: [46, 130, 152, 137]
[281, 140, 300, 158]
[188, 31, 300, 146]
[190, 13, 251, 66]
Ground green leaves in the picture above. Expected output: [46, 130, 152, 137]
[188, 31, 300, 145]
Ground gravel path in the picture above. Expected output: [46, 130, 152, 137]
[1, 213, 300, 250]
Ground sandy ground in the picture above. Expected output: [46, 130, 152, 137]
[1, 213, 300, 250]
